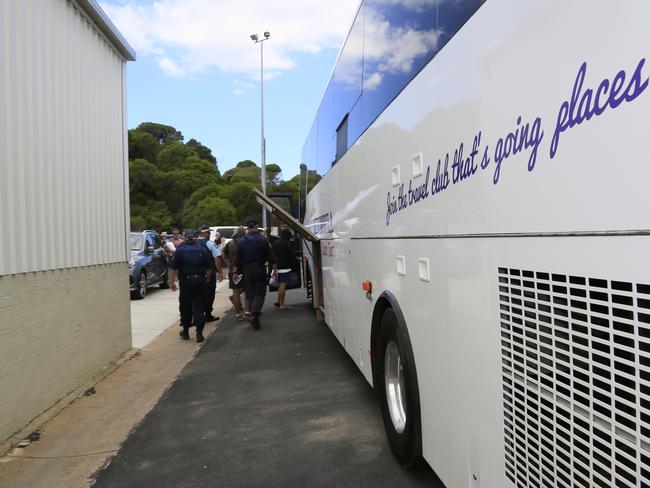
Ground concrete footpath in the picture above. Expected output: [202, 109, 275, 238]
[93, 290, 443, 487]
[131, 280, 229, 348]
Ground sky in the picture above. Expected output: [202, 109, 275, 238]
[99, 0, 361, 180]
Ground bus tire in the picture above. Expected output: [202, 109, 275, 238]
[376, 307, 422, 468]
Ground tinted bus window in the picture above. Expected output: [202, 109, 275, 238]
[331, 6, 364, 162]
[302, 0, 485, 177]
[360, 0, 440, 131]
[316, 84, 335, 173]
[437, 0, 485, 48]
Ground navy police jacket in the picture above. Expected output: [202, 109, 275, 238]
[169, 241, 212, 277]
[234, 232, 275, 267]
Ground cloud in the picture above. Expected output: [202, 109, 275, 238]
[100, 0, 361, 79]
[157, 56, 185, 76]
[331, 3, 442, 92]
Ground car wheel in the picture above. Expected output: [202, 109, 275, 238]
[131, 271, 147, 300]
[376, 308, 422, 468]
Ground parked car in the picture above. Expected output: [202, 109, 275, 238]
[129, 230, 169, 299]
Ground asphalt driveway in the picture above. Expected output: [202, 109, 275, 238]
[93, 290, 444, 487]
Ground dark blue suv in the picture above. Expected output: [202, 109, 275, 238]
[129, 230, 169, 299]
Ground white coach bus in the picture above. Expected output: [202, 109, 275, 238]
[299, 1, 650, 486]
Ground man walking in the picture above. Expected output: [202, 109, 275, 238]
[232, 220, 277, 330]
[198, 224, 223, 323]
[167, 229, 213, 342]
[222, 226, 246, 319]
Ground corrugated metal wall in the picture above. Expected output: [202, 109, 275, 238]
[0, 0, 129, 276]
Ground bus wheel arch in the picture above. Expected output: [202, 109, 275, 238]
[371, 292, 423, 468]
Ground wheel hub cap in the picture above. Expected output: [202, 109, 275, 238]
[385, 340, 407, 433]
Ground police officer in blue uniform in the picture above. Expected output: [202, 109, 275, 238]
[167, 229, 213, 342]
[198, 224, 223, 322]
[232, 220, 277, 330]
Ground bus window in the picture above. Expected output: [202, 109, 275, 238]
[332, 6, 363, 134]
[316, 85, 335, 174]
[335, 114, 349, 163]
[360, 0, 440, 131]
[437, 0, 485, 49]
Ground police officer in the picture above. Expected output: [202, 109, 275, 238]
[197, 224, 223, 322]
[232, 220, 277, 330]
[167, 229, 213, 342]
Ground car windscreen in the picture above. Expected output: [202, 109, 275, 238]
[217, 228, 235, 238]
[130, 234, 143, 250]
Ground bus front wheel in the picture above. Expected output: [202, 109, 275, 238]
[376, 308, 422, 468]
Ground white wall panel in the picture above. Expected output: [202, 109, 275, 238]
[0, 0, 129, 275]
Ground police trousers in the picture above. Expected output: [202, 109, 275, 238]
[179, 276, 207, 327]
[243, 264, 267, 315]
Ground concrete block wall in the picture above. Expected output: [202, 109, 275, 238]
[0, 263, 131, 444]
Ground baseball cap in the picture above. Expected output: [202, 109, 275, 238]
[246, 220, 258, 228]
[184, 228, 197, 239]
[198, 223, 210, 233]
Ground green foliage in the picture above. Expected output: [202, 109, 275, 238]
[136, 122, 184, 144]
[128, 131, 159, 163]
[128, 122, 320, 230]
[222, 160, 280, 187]
[130, 200, 173, 231]
[183, 197, 237, 228]
[266, 163, 282, 186]
[223, 160, 259, 185]
[223, 182, 261, 224]
[236, 160, 256, 168]
[187, 138, 217, 166]
[185, 183, 227, 209]
[274, 180, 300, 206]
[156, 142, 197, 172]
[130, 215, 148, 232]
[129, 158, 162, 193]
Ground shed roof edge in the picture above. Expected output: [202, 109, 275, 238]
[76, 0, 136, 61]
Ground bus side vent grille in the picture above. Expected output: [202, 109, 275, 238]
[498, 268, 650, 488]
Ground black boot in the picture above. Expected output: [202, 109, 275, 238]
[196, 325, 205, 343]
[251, 314, 261, 330]
[179, 325, 190, 340]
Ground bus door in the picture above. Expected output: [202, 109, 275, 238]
[252, 189, 323, 314]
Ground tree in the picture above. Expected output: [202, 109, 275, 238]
[235, 160, 256, 168]
[136, 122, 184, 144]
[274, 180, 300, 206]
[128, 130, 159, 163]
[223, 182, 261, 224]
[161, 168, 218, 222]
[156, 142, 197, 172]
[223, 160, 259, 185]
[185, 183, 227, 209]
[187, 138, 218, 167]
[130, 200, 173, 231]
[266, 163, 282, 186]
[129, 158, 164, 205]
[183, 197, 237, 227]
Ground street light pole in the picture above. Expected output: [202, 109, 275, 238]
[250, 31, 270, 231]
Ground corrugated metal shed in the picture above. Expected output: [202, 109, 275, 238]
[0, 0, 135, 275]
